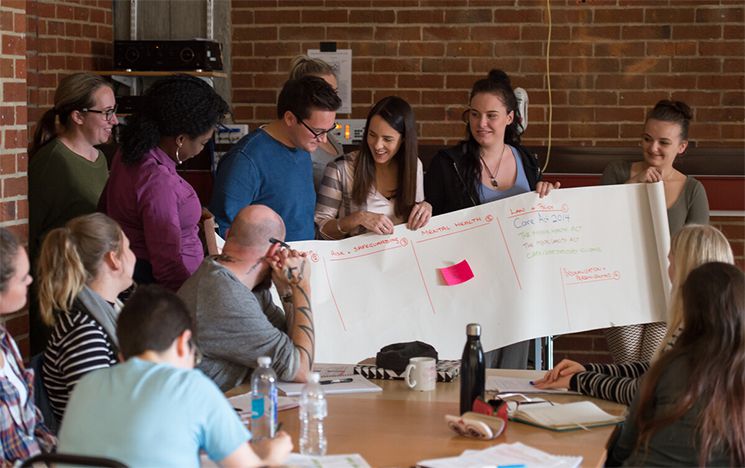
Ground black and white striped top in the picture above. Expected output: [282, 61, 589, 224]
[42, 308, 117, 423]
[569, 326, 681, 406]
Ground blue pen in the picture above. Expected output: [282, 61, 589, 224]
[497, 465, 526, 468]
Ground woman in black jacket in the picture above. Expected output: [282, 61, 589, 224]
[424, 69, 558, 368]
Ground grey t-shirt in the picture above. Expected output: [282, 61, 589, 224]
[177, 257, 299, 391]
[601, 160, 709, 236]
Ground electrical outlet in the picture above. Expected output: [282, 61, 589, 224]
[333, 119, 366, 144]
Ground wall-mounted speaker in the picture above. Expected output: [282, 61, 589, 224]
[114, 40, 223, 71]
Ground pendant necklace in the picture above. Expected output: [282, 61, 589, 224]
[480, 146, 506, 188]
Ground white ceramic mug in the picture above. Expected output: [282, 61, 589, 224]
[403, 357, 437, 391]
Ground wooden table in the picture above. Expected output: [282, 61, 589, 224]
[230, 369, 626, 468]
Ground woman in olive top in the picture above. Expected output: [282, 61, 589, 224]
[601, 100, 709, 364]
[27, 72, 117, 353]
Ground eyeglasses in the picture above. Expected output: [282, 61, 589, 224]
[293, 113, 338, 141]
[81, 104, 118, 122]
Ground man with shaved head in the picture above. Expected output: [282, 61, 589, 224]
[178, 204, 314, 391]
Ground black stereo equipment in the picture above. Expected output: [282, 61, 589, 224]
[114, 40, 223, 71]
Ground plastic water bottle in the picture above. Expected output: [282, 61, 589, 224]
[460, 323, 485, 414]
[250, 356, 277, 440]
[299, 372, 328, 455]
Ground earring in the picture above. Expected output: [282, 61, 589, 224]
[175, 144, 182, 165]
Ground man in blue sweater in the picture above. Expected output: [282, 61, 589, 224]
[210, 76, 341, 241]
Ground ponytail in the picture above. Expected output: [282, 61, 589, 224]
[37, 228, 88, 325]
[29, 108, 59, 158]
[36, 213, 124, 325]
[120, 114, 161, 164]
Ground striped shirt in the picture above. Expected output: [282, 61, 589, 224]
[314, 151, 424, 239]
[42, 309, 117, 423]
[569, 326, 681, 406]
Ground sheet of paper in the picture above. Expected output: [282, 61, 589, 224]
[418, 442, 582, 468]
[277, 374, 381, 397]
[228, 392, 298, 423]
[438, 259, 474, 285]
[289, 183, 671, 362]
[214, 232, 225, 253]
[486, 376, 578, 394]
[284, 453, 371, 468]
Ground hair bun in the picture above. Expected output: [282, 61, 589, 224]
[670, 100, 693, 121]
[487, 69, 511, 87]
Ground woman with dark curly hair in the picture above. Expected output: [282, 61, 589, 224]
[99, 74, 229, 291]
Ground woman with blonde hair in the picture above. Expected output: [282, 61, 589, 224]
[0, 228, 55, 462]
[533, 224, 734, 405]
[38, 213, 135, 422]
[288, 55, 344, 190]
[28, 72, 117, 353]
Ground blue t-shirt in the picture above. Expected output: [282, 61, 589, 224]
[58, 358, 250, 467]
[478, 145, 531, 204]
[210, 129, 316, 241]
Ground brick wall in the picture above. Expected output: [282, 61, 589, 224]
[231, 0, 744, 148]
[231, 0, 744, 367]
[0, 0, 112, 356]
[0, 0, 30, 355]
[26, 0, 113, 133]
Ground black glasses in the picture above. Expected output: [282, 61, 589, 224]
[81, 104, 118, 122]
[293, 113, 337, 141]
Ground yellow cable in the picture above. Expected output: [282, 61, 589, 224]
[542, 0, 553, 174]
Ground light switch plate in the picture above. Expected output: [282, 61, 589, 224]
[333, 119, 366, 144]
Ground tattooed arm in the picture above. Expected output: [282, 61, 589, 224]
[270, 248, 314, 382]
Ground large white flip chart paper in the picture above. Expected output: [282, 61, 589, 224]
[292, 183, 671, 363]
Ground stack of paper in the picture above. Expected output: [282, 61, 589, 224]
[277, 374, 381, 397]
[417, 442, 582, 468]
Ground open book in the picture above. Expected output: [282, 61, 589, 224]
[511, 401, 624, 432]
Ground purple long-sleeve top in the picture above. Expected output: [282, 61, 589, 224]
[99, 146, 203, 291]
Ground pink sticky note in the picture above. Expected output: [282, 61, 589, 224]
[438, 259, 474, 286]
